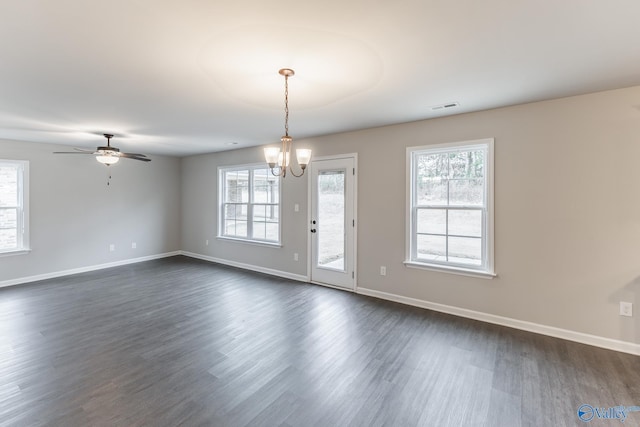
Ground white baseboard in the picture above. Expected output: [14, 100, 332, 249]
[357, 287, 640, 356]
[180, 251, 309, 283]
[0, 251, 181, 289]
[5, 251, 637, 356]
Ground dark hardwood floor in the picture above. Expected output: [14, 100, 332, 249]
[1, 256, 638, 426]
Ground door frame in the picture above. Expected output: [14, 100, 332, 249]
[306, 153, 358, 291]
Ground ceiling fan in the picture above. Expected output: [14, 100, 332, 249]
[54, 133, 151, 165]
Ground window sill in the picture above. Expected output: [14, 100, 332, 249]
[0, 248, 31, 258]
[216, 236, 282, 248]
[404, 260, 496, 279]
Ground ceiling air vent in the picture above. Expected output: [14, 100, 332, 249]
[431, 102, 459, 111]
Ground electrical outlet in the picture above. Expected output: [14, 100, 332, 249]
[131, 242, 137, 249]
[294, 203, 299, 212]
[380, 266, 387, 276]
[294, 253, 299, 261]
[109, 244, 115, 252]
[206, 239, 209, 246]
[620, 302, 633, 317]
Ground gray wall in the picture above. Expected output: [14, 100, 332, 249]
[0, 139, 181, 282]
[181, 148, 308, 276]
[182, 85, 640, 344]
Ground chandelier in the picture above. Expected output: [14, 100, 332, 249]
[264, 68, 311, 177]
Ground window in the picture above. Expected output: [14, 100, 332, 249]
[406, 139, 494, 277]
[218, 165, 280, 244]
[0, 159, 29, 255]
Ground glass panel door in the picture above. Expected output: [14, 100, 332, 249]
[310, 157, 355, 290]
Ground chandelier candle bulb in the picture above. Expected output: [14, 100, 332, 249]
[296, 149, 312, 168]
[264, 147, 280, 168]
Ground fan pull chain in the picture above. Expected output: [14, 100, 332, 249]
[107, 167, 112, 186]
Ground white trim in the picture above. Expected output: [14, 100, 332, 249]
[307, 161, 312, 284]
[406, 138, 495, 276]
[0, 159, 29, 253]
[485, 139, 495, 274]
[404, 260, 496, 279]
[217, 163, 282, 245]
[216, 236, 282, 248]
[406, 139, 492, 154]
[0, 251, 181, 289]
[0, 249, 32, 258]
[311, 280, 355, 292]
[308, 153, 359, 162]
[353, 154, 358, 291]
[181, 251, 308, 282]
[356, 287, 640, 356]
[21, 161, 30, 252]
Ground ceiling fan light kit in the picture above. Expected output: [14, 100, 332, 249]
[95, 134, 120, 165]
[96, 154, 120, 165]
[264, 68, 311, 178]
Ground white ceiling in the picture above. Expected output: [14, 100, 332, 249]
[1, 0, 640, 156]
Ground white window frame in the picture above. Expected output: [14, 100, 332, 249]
[405, 139, 495, 278]
[217, 163, 281, 246]
[0, 159, 30, 257]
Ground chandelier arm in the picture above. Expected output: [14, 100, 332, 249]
[269, 167, 283, 177]
[288, 166, 306, 177]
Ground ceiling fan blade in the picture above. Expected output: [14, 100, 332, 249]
[53, 151, 95, 154]
[120, 154, 151, 162]
[122, 152, 147, 157]
[73, 147, 97, 153]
